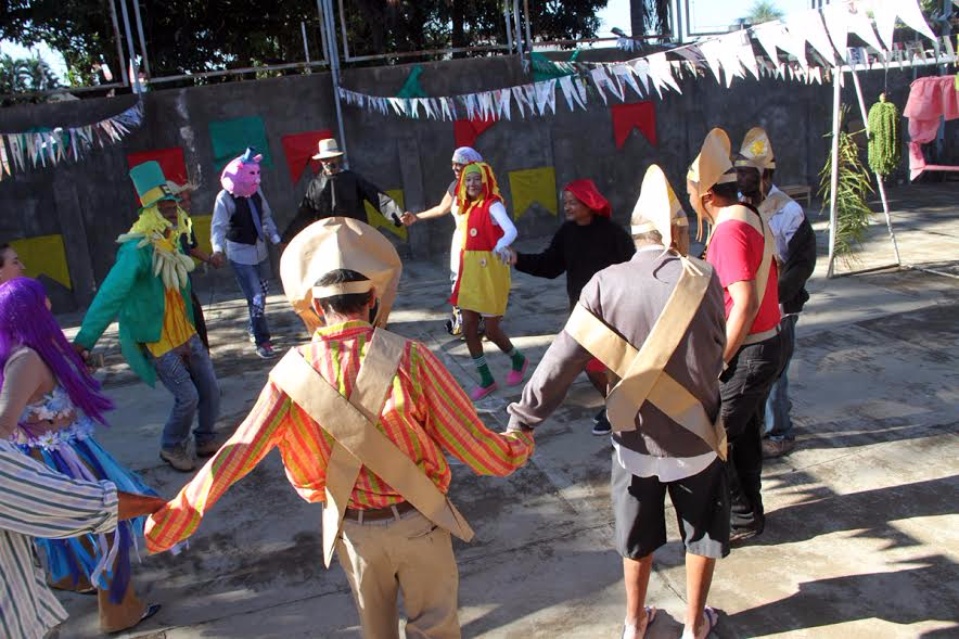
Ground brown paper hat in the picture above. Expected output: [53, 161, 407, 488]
[630, 164, 688, 243]
[280, 217, 402, 333]
[735, 127, 776, 171]
[686, 128, 737, 240]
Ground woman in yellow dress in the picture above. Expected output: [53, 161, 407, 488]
[450, 162, 528, 399]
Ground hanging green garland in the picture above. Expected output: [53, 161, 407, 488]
[866, 94, 901, 178]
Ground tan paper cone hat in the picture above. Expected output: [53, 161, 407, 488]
[687, 128, 736, 240]
[631, 164, 688, 243]
[280, 217, 402, 333]
[735, 127, 776, 171]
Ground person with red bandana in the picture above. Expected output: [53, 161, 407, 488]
[506, 179, 635, 435]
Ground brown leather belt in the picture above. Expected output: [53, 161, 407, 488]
[343, 500, 416, 523]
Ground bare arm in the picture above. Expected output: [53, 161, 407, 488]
[724, 279, 759, 363]
[408, 191, 454, 223]
[0, 350, 49, 439]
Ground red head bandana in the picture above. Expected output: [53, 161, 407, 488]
[564, 179, 611, 218]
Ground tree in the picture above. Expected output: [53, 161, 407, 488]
[0, 0, 608, 81]
[0, 53, 60, 93]
[746, 1, 784, 25]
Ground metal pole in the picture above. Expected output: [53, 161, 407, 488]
[323, 0, 349, 164]
[523, 0, 532, 51]
[851, 68, 901, 266]
[512, 0, 524, 60]
[338, 0, 351, 62]
[130, 0, 151, 78]
[302, 21, 311, 65]
[108, 0, 129, 85]
[826, 67, 842, 278]
[503, 3, 514, 53]
[117, 0, 139, 89]
[316, 0, 329, 63]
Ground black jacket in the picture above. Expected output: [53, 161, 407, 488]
[281, 170, 403, 243]
[779, 216, 817, 314]
[515, 216, 635, 309]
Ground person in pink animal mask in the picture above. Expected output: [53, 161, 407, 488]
[211, 148, 283, 359]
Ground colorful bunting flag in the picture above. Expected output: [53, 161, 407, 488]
[508, 167, 558, 220]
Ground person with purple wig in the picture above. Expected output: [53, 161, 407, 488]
[0, 277, 163, 633]
[400, 146, 484, 336]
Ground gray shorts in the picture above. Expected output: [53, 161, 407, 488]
[611, 454, 730, 559]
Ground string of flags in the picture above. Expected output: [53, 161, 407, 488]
[338, 0, 935, 122]
[0, 99, 144, 180]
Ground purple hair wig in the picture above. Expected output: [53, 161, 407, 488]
[0, 277, 113, 425]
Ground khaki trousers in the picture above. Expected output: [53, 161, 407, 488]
[335, 510, 460, 639]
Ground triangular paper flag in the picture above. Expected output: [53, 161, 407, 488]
[895, 0, 936, 42]
[511, 86, 527, 117]
[559, 75, 577, 111]
[788, 9, 836, 63]
[648, 53, 681, 95]
[632, 59, 651, 94]
[611, 101, 657, 149]
[753, 23, 784, 65]
[847, 6, 884, 53]
[822, 3, 851, 60]
[508, 166, 558, 219]
[698, 39, 726, 84]
[614, 63, 643, 97]
[591, 67, 612, 105]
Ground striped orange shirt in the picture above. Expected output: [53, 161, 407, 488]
[145, 320, 533, 553]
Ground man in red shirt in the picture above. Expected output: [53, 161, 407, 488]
[687, 129, 784, 543]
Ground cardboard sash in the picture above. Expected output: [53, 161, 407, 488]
[712, 204, 774, 305]
[564, 256, 726, 459]
[758, 190, 793, 224]
[269, 329, 474, 567]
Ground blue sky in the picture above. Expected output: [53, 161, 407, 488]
[598, 0, 813, 36]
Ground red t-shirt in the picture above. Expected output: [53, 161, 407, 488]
[706, 218, 781, 334]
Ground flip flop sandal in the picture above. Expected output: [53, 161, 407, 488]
[682, 606, 719, 639]
[622, 606, 657, 639]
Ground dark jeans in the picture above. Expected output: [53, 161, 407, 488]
[720, 331, 784, 531]
[230, 259, 271, 346]
[764, 314, 798, 441]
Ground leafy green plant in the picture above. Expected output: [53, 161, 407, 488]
[867, 95, 901, 177]
[819, 108, 875, 261]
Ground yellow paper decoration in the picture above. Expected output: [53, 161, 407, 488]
[365, 189, 409, 241]
[12, 234, 72, 290]
[509, 166, 558, 220]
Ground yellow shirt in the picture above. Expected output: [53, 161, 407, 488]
[146, 288, 196, 357]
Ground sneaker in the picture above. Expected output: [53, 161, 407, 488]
[195, 437, 223, 458]
[470, 382, 498, 401]
[256, 343, 277, 359]
[160, 447, 196, 472]
[506, 357, 528, 386]
[762, 438, 796, 459]
[591, 410, 612, 436]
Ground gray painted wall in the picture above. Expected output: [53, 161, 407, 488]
[0, 55, 923, 311]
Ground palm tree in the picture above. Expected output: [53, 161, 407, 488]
[0, 53, 60, 94]
[746, 0, 784, 25]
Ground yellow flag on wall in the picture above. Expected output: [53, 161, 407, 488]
[12, 234, 72, 290]
[365, 189, 409, 241]
[509, 166, 557, 220]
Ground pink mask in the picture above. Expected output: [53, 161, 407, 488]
[221, 148, 263, 197]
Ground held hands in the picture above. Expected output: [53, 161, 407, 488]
[494, 246, 516, 266]
[117, 492, 167, 521]
[400, 212, 418, 227]
[210, 252, 225, 268]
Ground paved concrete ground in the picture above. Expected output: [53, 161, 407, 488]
[52, 182, 959, 638]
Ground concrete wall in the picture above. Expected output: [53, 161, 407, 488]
[0, 54, 925, 312]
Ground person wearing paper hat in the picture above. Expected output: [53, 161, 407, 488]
[506, 178, 635, 435]
[735, 128, 818, 460]
[508, 164, 727, 639]
[145, 217, 534, 639]
[401, 146, 485, 337]
[280, 137, 405, 243]
[73, 161, 222, 473]
[211, 147, 284, 359]
[689, 128, 784, 544]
